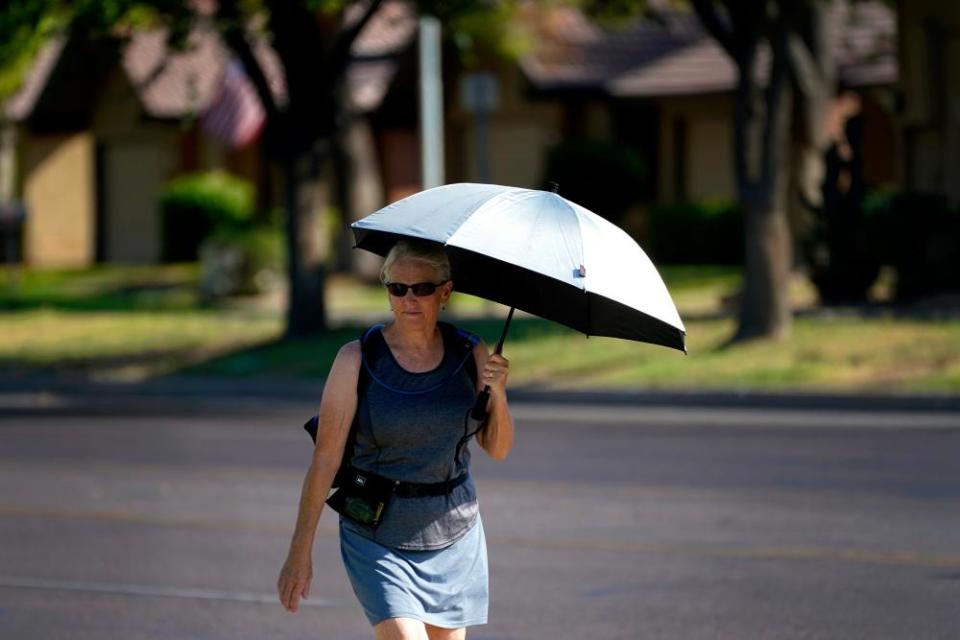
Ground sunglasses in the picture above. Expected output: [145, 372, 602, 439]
[384, 280, 449, 297]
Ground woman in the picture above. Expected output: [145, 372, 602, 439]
[277, 238, 515, 640]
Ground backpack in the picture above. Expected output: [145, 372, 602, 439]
[302, 322, 481, 488]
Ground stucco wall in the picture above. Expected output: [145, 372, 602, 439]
[451, 63, 563, 189]
[22, 132, 95, 267]
[93, 69, 178, 263]
[484, 117, 559, 188]
[658, 94, 735, 203]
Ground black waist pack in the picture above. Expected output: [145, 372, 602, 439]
[324, 465, 471, 529]
[325, 467, 399, 529]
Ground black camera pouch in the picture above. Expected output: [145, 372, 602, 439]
[325, 467, 398, 529]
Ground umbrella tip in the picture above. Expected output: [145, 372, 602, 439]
[548, 181, 560, 194]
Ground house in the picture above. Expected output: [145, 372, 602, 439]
[2, 0, 899, 269]
[1, 2, 415, 267]
[897, 0, 960, 205]
[513, 1, 898, 205]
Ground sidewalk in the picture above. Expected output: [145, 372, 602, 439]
[1, 371, 958, 415]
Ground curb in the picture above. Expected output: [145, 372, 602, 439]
[1, 373, 958, 414]
[507, 388, 960, 412]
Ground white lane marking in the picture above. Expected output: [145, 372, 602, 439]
[510, 404, 960, 430]
[0, 575, 339, 607]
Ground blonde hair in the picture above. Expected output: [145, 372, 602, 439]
[380, 239, 451, 284]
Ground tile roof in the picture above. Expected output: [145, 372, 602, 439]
[122, 25, 298, 119]
[609, 37, 771, 97]
[6, 0, 416, 121]
[523, 1, 896, 97]
[6, 1, 895, 122]
[519, 6, 693, 91]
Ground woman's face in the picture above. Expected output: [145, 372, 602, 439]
[385, 258, 453, 330]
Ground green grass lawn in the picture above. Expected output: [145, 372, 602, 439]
[0, 264, 957, 392]
[0, 264, 203, 311]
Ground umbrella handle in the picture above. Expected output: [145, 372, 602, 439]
[470, 307, 515, 421]
[470, 389, 491, 422]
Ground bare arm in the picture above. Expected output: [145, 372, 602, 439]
[473, 339, 514, 460]
[279, 340, 360, 612]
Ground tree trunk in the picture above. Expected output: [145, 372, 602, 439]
[737, 193, 793, 341]
[330, 128, 355, 274]
[732, 24, 795, 343]
[282, 149, 328, 338]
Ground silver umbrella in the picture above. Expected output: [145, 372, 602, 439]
[350, 182, 686, 418]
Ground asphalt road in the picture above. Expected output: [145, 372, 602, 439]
[1, 398, 958, 639]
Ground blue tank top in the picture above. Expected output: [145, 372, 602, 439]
[339, 321, 482, 550]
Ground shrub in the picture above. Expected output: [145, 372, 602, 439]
[870, 191, 960, 300]
[540, 137, 646, 225]
[801, 188, 885, 305]
[199, 221, 284, 300]
[647, 199, 743, 265]
[160, 171, 256, 262]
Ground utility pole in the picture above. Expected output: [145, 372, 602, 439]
[419, 15, 444, 189]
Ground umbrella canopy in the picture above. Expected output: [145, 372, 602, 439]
[352, 183, 686, 353]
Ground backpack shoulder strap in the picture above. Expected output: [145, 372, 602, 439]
[334, 324, 382, 486]
[439, 321, 481, 390]
[356, 323, 383, 393]
[457, 326, 481, 391]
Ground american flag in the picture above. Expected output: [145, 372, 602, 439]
[201, 59, 266, 149]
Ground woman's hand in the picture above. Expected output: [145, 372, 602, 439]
[473, 339, 514, 459]
[278, 552, 313, 613]
[482, 352, 510, 398]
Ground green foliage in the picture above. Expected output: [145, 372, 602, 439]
[164, 170, 256, 226]
[0, 263, 201, 312]
[540, 137, 646, 225]
[648, 199, 743, 265]
[209, 219, 283, 267]
[0, 0, 63, 101]
[1, 0, 198, 101]
[200, 221, 285, 298]
[301, 0, 350, 11]
[801, 190, 886, 305]
[160, 170, 256, 262]
[783, 186, 960, 304]
[446, 1, 533, 68]
[575, 0, 649, 26]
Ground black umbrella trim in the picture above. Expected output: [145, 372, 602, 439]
[351, 228, 686, 353]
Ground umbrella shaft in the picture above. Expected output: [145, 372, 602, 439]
[471, 306, 514, 422]
[494, 307, 515, 355]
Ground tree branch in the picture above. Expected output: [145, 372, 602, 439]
[217, 0, 279, 120]
[760, 19, 791, 190]
[786, 32, 826, 103]
[325, 0, 384, 80]
[265, 0, 328, 118]
[784, 0, 836, 208]
[690, 0, 739, 60]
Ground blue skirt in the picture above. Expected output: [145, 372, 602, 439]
[339, 512, 489, 628]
